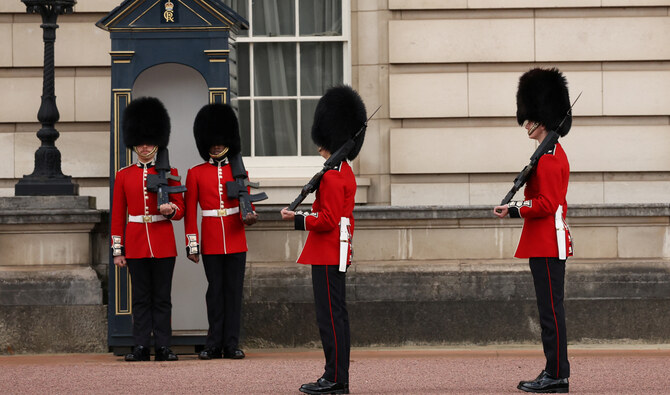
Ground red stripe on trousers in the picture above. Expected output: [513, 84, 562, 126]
[545, 258, 560, 378]
[325, 267, 338, 382]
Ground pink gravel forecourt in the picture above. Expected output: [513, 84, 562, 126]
[1, 346, 669, 394]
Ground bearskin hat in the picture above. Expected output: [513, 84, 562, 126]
[311, 85, 367, 160]
[516, 68, 572, 137]
[193, 103, 241, 162]
[122, 96, 171, 148]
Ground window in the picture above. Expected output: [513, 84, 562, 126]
[224, 0, 350, 158]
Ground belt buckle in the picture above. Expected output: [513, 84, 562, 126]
[143, 215, 152, 223]
[217, 209, 227, 217]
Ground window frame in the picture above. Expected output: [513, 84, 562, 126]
[231, 0, 351, 168]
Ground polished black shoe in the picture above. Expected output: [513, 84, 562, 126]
[198, 347, 222, 360]
[518, 370, 550, 387]
[124, 345, 150, 362]
[155, 346, 178, 361]
[518, 370, 569, 393]
[223, 348, 245, 359]
[299, 378, 349, 394]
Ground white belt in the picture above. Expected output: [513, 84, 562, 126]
[202, 207, 240, 217]
[128, 215, 167, 223]
[555, 205, 567, 260]
[339, 217, 351, 272]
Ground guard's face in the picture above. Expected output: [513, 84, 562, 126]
[523, 119, 542, 138]
[523, 120, 547, 141]
[209, 145, 229, 159]
[134, 144, 157, 161]
[317, 146, 330, 160]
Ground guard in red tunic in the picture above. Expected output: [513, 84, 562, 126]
[184, 103, 258, 360]
[111, 97, 185, 362]
[281, 86, 367, 395]
[494, 68, 573, 393]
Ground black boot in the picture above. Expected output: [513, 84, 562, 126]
[518, 370, 569, 393]
[299, 378, 348, 394]
[223, 347, 245, 359]
[155, 346, 178, 361]
[124, 345, 150, 362]
[198, 347, 222, 360]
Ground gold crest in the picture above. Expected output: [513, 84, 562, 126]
[164, 1, 175, 22]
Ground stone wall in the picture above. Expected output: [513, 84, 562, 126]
[352, 1, 670, 206]
[2, 2, 670, 208]
[93, 204, 670, 347]
[239, 204, 670, 346]
[2, 0, 670, 351]
[0, 197, 106, 354]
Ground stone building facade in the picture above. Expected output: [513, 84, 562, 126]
[1, 1, 669, 211]
[1, 1, 669, 350]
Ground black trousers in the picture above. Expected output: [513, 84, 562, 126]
[529, 257, 570, 379]
[202, 252, 246, 351]
[311, 265, 350, 384]
[126, 257, 176, 348]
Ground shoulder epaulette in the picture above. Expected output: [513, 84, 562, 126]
[544, 144, 556, 156]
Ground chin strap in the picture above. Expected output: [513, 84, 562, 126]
[209, 146, 229, 159]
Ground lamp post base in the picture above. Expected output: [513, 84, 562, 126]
[15, 176, 79, 196]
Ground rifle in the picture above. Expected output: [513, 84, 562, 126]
[287, 105, 381, 211]
[146, 147, 187, 209]
[226, 153, 268, 224]
[499, 92, 581, 206]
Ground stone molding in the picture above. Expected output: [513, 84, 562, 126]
[0, 196, 100, 224]
[254, 203, 670, 221]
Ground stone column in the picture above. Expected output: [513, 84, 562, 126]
[0, 196, 105, 354]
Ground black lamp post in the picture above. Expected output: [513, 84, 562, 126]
[15, 0, 79, 196]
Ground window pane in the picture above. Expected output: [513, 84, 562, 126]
[235, 99, 251, 156]
[221, 0, 249, 37]
[253, 0, 295, 36]
[300, 99, 320, 156]
[255, 100, 297, 156]
[254, 43, 297, 96]
[299, 0, 342, 36]
[237, 43, 250, 97]
[221, 0, 249, 19]
[300, 42, 343, 96]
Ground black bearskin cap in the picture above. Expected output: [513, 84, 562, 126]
[311, 85, 367, 160]
[193, 103, 241, 162]
[122, 97, 171, 148]
[516, 68, 572, 137]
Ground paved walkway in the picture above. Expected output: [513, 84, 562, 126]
[1, 345, 669, 394]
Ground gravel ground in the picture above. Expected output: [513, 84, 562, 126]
[1, 346, 669, 394]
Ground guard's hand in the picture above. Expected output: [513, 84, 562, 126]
[160, 202, 177, 216]
[493, 205, 509, 218]
[187, 254, 200, 264]
[243, 212, 258, 226]
[114, 255, 127, 267]
[280, 207, 295, 220]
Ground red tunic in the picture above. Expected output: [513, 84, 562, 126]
[508, 142, 573, 258]
[184, 160, 249, 255]
[110, 162, 185, 259]
[294, 161, 356, 266]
